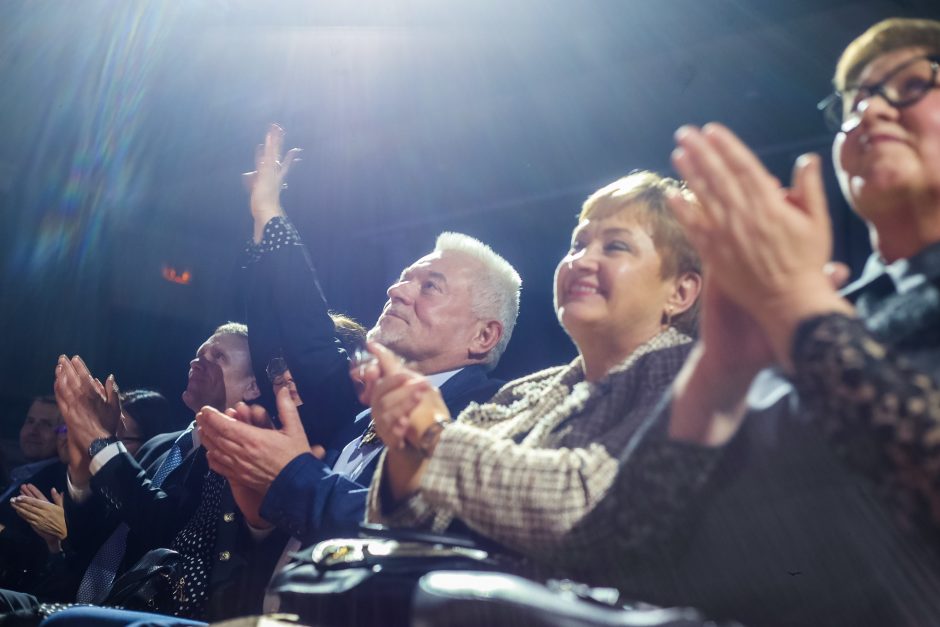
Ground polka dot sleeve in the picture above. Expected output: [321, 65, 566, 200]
[245, 216, 302, 263]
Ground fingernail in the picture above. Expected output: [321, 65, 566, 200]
[796, 153, 815, 169]
[671, 147, 686, 162]
[674, 125, 695, 142]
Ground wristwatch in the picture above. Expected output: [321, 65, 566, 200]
[88, 435, 120, 458]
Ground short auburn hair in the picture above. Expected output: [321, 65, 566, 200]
[579, 170, 702, 334]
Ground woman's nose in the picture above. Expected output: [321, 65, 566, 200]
[568, 246, 599, 270]
[848, 93, 900, 133]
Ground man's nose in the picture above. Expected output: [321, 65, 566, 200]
[387, 280, 414, 304]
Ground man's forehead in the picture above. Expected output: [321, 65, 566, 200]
[28, 400, 61, 422]
[402, 249, 476, 279]
[203, 332, 247, 351]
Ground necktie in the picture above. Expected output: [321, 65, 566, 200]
[75, 427, 195, 604]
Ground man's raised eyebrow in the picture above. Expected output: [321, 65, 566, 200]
[428, 271, 448, 285]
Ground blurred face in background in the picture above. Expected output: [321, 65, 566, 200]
[270, 366, 303, 407]
[20, 400, 61, 461]
[183, 332, 260, 412]
[55, 425, 69, 464]
[116, 412, 146, 458]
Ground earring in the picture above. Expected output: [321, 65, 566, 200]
[661, 307, 674, 331]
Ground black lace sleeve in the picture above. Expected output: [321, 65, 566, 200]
[791, 313, 940, 531]
[548, 403, 723, 574]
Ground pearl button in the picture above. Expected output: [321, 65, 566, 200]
[219, 551, 231, 561]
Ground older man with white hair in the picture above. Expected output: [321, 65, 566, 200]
[188, 125, 521, 613]
[198, 224, 521, 547]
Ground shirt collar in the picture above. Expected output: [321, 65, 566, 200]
[846, 240, 940, 297]
[425, 367, 462, 388]
[187, 422, 201, 451]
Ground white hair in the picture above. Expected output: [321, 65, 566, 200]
[434, 232, 521, 370]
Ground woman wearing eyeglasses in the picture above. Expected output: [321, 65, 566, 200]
[644, 17, 940, 627]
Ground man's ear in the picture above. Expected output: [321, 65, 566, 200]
[666, 271, 703, 316]
[468, 320, 503, 361]
[243, 376, 261, 402]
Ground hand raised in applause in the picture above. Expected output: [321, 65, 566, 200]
[664, 186, 777, 385]
[11, 484, 67, 552]
[54, 355, 120, 485]
[670, 123, 853, 366]
[365, 342, 452, 501]
[666, 190, 855, 445]
[365, 342, 451, 452]
[243, 123, 302, 243]
[197, 387, 320, 496]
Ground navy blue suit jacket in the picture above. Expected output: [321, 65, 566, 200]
[260, 365, 503, 545]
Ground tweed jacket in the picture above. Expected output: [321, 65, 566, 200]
[367, 328, 701, 558]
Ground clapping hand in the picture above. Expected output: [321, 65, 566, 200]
[11, 484, 67, 552]
[668, 123, 852, 366]
[364, 342, 450, 452]
[198, 387, 313, 494]
[54, 355, 120, 485]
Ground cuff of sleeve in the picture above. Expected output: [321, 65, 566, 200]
[90, 441, 127, 475]
[365, 449, 436, 528]
[66, 471, 92, 503]
[245, 216, 302, 261]
[259, 452, 328, 537]
[617, 419, 726, 515]
[416, 422, 480, 511]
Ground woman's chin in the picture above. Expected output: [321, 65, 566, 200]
[558, 308, 606, 340]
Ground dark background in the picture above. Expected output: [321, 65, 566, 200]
[2, 0, 939, 436]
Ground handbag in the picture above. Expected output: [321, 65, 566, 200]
[99, 547, 183, 612]
[269, 524, 511, 627]
[20, 549, 183, 626]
